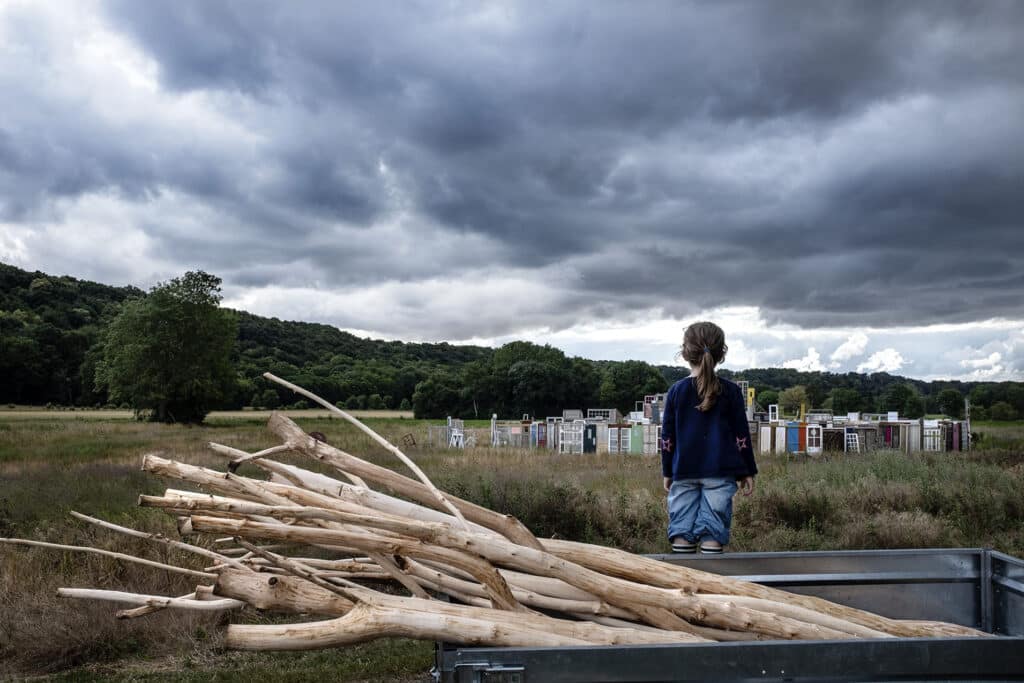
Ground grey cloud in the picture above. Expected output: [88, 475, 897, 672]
[270, 146, 385, 225]
[2, 1, 1023, 337]
[103, 1, 276, 94]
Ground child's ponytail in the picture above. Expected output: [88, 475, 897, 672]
[681, 322, 727, 412]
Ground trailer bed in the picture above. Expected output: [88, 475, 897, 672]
[434, 548, 1024, 682]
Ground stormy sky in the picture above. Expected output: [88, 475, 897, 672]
[1, 1, 1022, 380]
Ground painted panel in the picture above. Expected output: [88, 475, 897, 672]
[786, 424, 800, 452]
[631, 425, 644, 454]
[759, 425, 773, 454]
[643, 424, 661, 455]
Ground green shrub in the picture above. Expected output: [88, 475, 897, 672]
[990, 402, 1018, 421]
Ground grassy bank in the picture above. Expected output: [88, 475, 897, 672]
[2, 417, 1023, 679]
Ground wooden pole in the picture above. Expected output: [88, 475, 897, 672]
[58, 588, 244, 612]
[262, 372, 471, 531]
[116, 592, 197, 619]
[70, 511, 251, 572]
[266, 413, 542, 549]
[1, 538, 215, 580]
[188, 516, 852, 640]
[540, 539, 985, 638]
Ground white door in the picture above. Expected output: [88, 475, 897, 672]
[806, 425, 823, 454]
[608, 427, 620, 454]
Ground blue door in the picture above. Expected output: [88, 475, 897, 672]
[786, 422, 800, 452]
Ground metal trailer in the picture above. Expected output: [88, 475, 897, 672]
[435, 548, 1024, 682]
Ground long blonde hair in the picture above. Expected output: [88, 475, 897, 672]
[680, 321, 727, 412]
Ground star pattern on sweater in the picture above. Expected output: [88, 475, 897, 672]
[736, 436, 749, 450]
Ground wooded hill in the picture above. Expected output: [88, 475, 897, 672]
[0, 263, 491, 412]
[2, 262, 1022, 420]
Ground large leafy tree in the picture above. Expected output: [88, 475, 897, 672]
[902, 394, 926, 419]
[95, 271, 238, 423]
[829, 387, 865, 415]
[875, 382, 930, 418]
[412, 371, 466, 418]
[464, 341, 578, 418]
[935, 388, 964, 418]
[778, 385, 808, 415]
[756, 389, 779, 410]
[989, 401, 1018, 421]
[598, 360, 667, 415]
[422, 341, 609, 419]
[805, 380, 827, 408]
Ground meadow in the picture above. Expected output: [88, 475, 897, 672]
[1, 414, 1023, 681]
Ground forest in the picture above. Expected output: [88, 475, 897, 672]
[2, 262, 1023, 421]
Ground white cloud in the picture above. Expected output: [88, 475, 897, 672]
[224, 272, 574, 341]
[0, 194, 168, 286]
[0, 229, 29, 264]
[782, 347, 827, 372]
[960, 351, 1002, 369]
[857, 348, 906, 373]
[829, 332, 869, 368]
[957, 351, 1005, 380]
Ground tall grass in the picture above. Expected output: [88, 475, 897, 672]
[1, 416, 1023, 678]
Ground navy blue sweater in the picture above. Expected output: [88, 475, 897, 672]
[660, 377, 757, 481]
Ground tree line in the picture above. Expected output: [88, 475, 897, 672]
[2, 262, 1022, 423]
[0, 264, 666, 421]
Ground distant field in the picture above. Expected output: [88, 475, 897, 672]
[0, 406, 415, 420]
[2, 417, 1023, 679]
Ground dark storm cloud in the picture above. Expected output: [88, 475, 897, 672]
[102, 1, 276, 94]
[3, 1, 1023, 334]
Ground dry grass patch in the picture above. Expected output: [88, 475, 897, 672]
[840, 511, 962, 549]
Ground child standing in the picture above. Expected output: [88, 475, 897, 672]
[661, 322, 756, 553]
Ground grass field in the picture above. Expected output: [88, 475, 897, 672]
[2, 414, 1023, 680]
[0, 406, 416, 420]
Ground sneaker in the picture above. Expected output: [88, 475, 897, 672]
[698, 543, 724, 554]
[671, 539, 698, 553]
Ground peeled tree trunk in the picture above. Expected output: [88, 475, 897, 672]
[4, 376, 986, 654]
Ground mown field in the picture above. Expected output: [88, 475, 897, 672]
[1, 414, 1023, 681]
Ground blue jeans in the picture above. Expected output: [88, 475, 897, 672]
[667, 477, 738, 545]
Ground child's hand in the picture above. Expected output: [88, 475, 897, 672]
[738, 476, 755, 496]
[663, 477, 672, 493]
